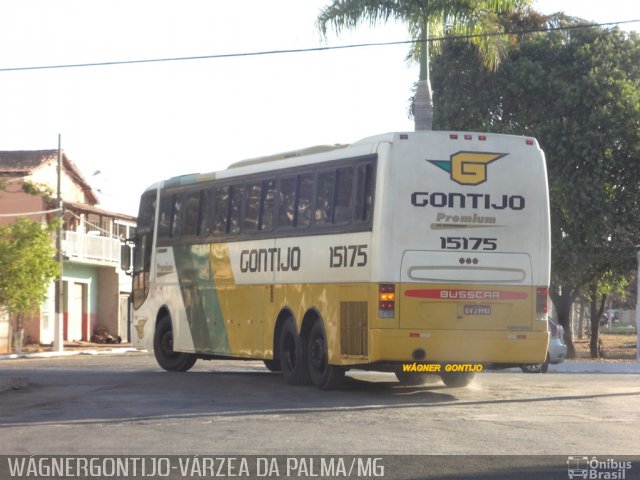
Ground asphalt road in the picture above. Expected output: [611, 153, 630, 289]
[0, 352, 638, 479]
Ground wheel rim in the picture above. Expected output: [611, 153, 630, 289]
[282, 332, 296, 371]
[160, 330, 177, 358]
[310, 334, 326, 375]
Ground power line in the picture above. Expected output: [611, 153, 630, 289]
[0, 208, 61, 217]
[0, 19, 638, 73]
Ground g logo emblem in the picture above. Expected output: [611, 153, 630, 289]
[429, 152, 507, 186]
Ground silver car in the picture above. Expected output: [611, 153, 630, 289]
[521, 318, 567, 373]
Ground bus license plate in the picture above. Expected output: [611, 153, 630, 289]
[464, 305, 492, 315]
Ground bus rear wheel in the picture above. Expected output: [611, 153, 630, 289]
[263, 359, 281, 372]
[278, 319, 311, 385]
[153, 314, 197, 372]
[440, 372, 475, 388]
[395, 371, 434, 386]
[308, 321, 344, 390]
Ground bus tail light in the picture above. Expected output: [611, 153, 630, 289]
[536, 287, 549, 321]
[379, 284, 395, 318]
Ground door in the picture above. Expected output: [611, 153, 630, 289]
[66, 282, 85, 341]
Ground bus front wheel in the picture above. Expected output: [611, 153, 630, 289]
[153, 314, 197, 372]
[278, 319, 311, 385]
[307, 321, 344, 390]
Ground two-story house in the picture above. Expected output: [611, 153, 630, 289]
[0, 150, 136, 353]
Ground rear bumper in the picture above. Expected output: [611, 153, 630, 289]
[367, 328, 549, 365]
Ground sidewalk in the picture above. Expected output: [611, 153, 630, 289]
[0, 342, 139, 361]
[1, 345, 639, 373]
[549, 360, 640, 374]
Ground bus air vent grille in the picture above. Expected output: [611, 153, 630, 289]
[340, 301, 368, 356]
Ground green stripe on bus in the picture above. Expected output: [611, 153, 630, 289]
[173, 244, 231, 354]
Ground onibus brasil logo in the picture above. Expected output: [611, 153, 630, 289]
[428, 151, 507, 186]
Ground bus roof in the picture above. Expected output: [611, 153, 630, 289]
[150, 131, 539, 192]
[227, 144, 348, 169]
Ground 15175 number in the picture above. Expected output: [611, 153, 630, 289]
[329, 245, 368, 268]
[440, 237, 497, 251]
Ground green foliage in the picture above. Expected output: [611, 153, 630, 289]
[0, 218, 59, 323]
[317, 0, 528, 129]
[317, 0, 529, 70]
[22, 180, 53, 197]
[431, 17, 640, 353]
[432, 19, 640, 293]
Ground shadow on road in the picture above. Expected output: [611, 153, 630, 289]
[1, 354, 639, 428]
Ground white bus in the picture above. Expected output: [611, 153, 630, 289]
[128, 131, 551, 389]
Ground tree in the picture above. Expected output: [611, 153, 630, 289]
[585, 272, 628, 358]
[0, 218, 59, 352]
[430, 14, 640, 356]
[317, 0, 527, 131]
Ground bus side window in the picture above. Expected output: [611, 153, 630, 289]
[212, 186, 229, 235]
[158, 194, 174, 239]
[354, 162, 374, 223]
[297, 173, 313, 228]
[183, 191, 200, 236]
[314, 170, 335, 225]
[199, 188, 212, 236]
[277, 176, 296, 228]
[243, 181, 261, 232]
[228, 184, 244, 234]
[333, 166, 354, 224]
[171, 193, 184, 238]
[260, 179, 277, 231]
[133, 190, 156, 310]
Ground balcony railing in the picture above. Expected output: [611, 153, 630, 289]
[62, 231, 121, 265]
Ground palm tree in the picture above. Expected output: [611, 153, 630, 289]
[317, 0, 528, 130]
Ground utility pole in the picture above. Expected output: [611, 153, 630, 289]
[53, 134, 64, 352]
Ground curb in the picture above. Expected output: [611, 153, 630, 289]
[549, 361, 640, 374]
[0, 348, 139, 361]
[1, 350, 638, 373]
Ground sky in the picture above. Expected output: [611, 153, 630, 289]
[0, 1, 638, 216]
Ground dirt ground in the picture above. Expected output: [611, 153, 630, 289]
[572, 332, 638, 360]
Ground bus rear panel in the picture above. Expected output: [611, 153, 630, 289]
[367, 132, 550, 366]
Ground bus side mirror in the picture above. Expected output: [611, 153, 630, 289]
[120, 244, 132, 275]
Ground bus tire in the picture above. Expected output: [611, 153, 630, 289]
[153, 314, 197, 372]
[263, 359, 282, 372]
[308, 321, 344, 390]
[440, 372, 475, 388]
[278, 318, 311, 385]
[395, 371, 433, 386]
